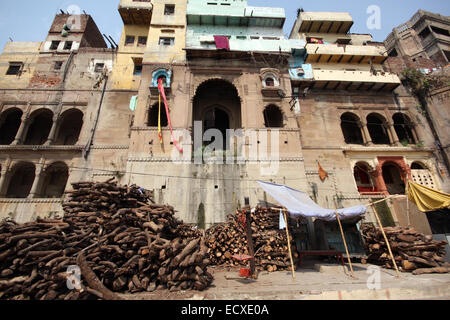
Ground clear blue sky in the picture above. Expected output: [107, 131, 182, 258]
[0, 0, 449, 51]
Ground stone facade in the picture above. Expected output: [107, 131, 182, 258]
[384, 10, 450, 66]
[0, 3, 448, 240]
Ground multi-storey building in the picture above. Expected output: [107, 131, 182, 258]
[289, 11, 449, 235]
[126, 0, 310, 229]
[385, 10, 450, 67]
[0, 3, 448, 242]
[0, 13, 133, 222]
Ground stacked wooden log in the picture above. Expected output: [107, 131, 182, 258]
[0, 180, 212, 300]
[361, 225, 450, 275]
[206, 206, 299, 272]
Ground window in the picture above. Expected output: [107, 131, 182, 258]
[263, 105, 283, 128]
[341, 113, 364, 145]
[138, 36, 147, 47]
[64, 41, 73, 50]
[50, 41, 60, 50]
[94, 63, 105, 73]
[164, 4, 175, 15]
[54, 61, 63, 70]
[393, 113, 416, 145]
[158, 75, 167, 86]
[265, 78, 275, 87]
[6, 62, 23, 75]
[125, 36, 135, 46]
[133, 58, 143, 76]
[159, 37, 175, 46]
[367, 113, 390, 145]
[148, 103, 168, 127]
[236, 36, 247, 40]
[262, 73, 279, 88]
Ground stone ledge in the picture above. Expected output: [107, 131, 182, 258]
[0, 145, 84, 151]
[90, 145, 129, 150]
[0, 198, 63, 204]
[127, 157, 305, 162]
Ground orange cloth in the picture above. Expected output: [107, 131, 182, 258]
[318, 162, 328, 181]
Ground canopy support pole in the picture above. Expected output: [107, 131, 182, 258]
[283, 210, 296, 280]
[369, 200, 401, 278]
[406, 179, 411, 227]
[334, 211, 356, 278]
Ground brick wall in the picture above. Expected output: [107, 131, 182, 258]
[383, 56, 436, 74]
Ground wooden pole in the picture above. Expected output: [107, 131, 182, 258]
[406, 179, 411, 227]
[244, 209, 256, 279]
[369, 200, 401, 278]
[283, 210, 296, 280]
[334, 211, 355, 278]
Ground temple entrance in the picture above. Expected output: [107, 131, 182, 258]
[193, 79, 241, 150]
[203, 106, 230, 143]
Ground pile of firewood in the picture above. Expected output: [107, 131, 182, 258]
[361, 225, 450, 275]
[0, 180, 213, 300]
[206, 206, 299, 272]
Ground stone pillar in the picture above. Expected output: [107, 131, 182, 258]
[0, 168, 11, 197]
[28, 164, 43, 199]
[385, 121, 398, 146]
[361, 122, 373, 146]
[371, 166, 389, 195]
[12, 116, 30, 145]
[411, 123, 420, 144]
[45, 115, 60, 146]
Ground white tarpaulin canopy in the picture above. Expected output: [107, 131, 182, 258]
[257, 181, 367, 221]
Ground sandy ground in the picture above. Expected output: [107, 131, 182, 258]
[120, 258, 450, 300]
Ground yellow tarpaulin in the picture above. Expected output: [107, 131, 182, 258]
[407, 180, 450, 212]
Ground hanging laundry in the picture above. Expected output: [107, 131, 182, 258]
[318, 162, 329, 181]
[214, 35, 230, 51]
[158, 79, 183, 153]
[129, 95, 138, 111]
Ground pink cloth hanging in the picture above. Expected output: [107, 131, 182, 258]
[214, 36, 230, 50]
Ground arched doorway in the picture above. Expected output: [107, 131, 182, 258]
[55, 109, 83, 145]
[354, 162, 377, 193]
[341, 112, 364, 145]
[382, 162, 405, 195]
[41, 162, 69, 198]
[393, 113, 416, 145]
[24, 109, 53, 145]
[367, 113, 390, 145]
[193, 79, 241, 149]
[6, 162, 36, 198]
[203, 106, 230, 139]
[0, 108, 22, 145]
